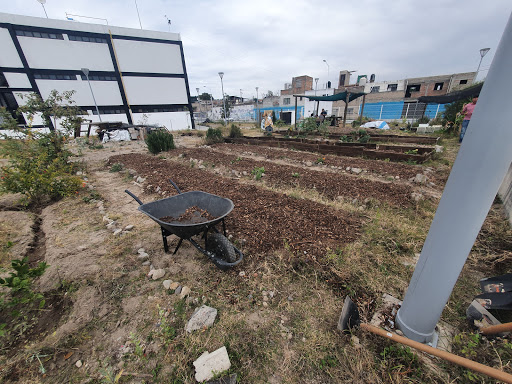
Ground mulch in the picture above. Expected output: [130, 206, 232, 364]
[109, 153, 362, 260]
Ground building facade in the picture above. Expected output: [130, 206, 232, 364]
[0, 12, 194, 131]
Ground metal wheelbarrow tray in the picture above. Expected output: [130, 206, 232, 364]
[126, 180, 243, 270]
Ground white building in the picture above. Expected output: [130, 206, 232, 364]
[0, 12, 194, 131]
[304, 87, 335, 117]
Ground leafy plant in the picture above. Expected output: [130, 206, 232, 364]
[110, 163, 124, 172]
[230, 156, 242, 164]
[405, 149, 419, 155]
[205, 127, 224, 145]
[0, 129, 84, 203]
[129, 332, 145, 359]
[315, 157, 326, 164]
[145, 129, 175, 154]
[417, 116, 430, 124]
[292, 172, 300, 178]
[228, 124, 242, 138]
[156, 305, 176, 346]
[251, 167, 265, 181]
[379, 344, 423, 379]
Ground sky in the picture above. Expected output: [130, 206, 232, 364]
[2, 0, 511, 99]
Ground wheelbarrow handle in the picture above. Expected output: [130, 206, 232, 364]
[125, 189, 143, 205]
[169, 179, 182, 194]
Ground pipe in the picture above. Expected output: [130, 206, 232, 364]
[396, 12, 512, 343]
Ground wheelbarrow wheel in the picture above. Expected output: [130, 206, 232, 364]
[207, 233, 236, 263]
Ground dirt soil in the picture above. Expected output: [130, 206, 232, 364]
[0, 134, 510, 384]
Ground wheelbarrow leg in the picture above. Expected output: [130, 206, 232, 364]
[161, 227, 169, 253]
[173, 238, 183, 255]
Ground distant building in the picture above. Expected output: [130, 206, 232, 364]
[0, 12, 194, 130]
[280, 75, 313, 96]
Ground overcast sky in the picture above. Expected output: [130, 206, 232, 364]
[3, 1, 511, 99]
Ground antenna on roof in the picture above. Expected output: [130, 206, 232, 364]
[36, 0, 48, 18]
[164, 15, 171, 32]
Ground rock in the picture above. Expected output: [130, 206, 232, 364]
[199, 165, 206, 169]
[138, 248, 146, 254]
[351, 168, 362, 175]
[186, 305, 218, 333]
[305, 161, 313, 167]
[137, 253, 149, 261]
[136, 176, 146, 183]
[102, 216, 111, 223]
[346, 167, 351, 171]
[288, 295, 294, 301]
[141, 261, 150, 266]
[263, 302, 268, 307]
[239, 271, 246, 277]
[124, 225, 134, 231]
[411, 192, 424, 202]
[193, 346, 231, 382]
[180, 286, 191, 299]
[175, 286, 182, 295]
[435, 145, 444, 153]
[242, 171, 248, 176]
[75, 360, 83, 368]
[113, 229, 123, 236]
[268, 291, 274, 299]
[163, 280, 172, 290]
[156, 186, 161, 193]
[413, 174, 428, 184]
[169, 282, 180, 290]
[106, 222, 117, 230]
[206, 373, 237, 384]
[395, 176, 400, 179]
[148, 268, 165, 280]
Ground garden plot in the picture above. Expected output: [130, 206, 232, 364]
[169, 147, 417, 208]
[109, 153, 362, 260]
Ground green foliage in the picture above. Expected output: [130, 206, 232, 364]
[417, 116, 430, 124]
[291, 172, 300, 178]
[378, 344, 423, 379]
[0, 107, 19, 130]
[145, 129, 175, 154]
[299, 117, 330, 137]
[205, 127, 224, 144]
[228, 123, 242, 138]
[352, 116, 371, 128]
[316, 157, 326, 164]
[453, 332, 481, 359]
[0, 130, 84, 203]
[251, 166, 265, 180]
[198, 92, 213, 101]
[274, 119, 286, 127]
[0, 257, 48, 337]
[442, 98, 472, 134]
[156, 305, 176, 346]
[18, 90, 84, 134]
[110, 163, 124, 172]
[404, 149, 419, 155]
[220, 97, 232, 119]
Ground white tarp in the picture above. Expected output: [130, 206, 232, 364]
[361, 120, 390, 130]
[102, 129, 131, 143]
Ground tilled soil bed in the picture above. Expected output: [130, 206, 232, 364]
[210, 142, 444, 183]
[174, 147, 414, 207]
[110, 153, 362, 260]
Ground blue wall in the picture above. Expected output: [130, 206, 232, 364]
[424, 103, 446, 119]
[360, 101, 404, 120]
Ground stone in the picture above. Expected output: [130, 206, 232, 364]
[138, 248, 146, 254]
[75, 360, 82, 368]
[411, 192, 424, 202]
[136, 176, 146, 183]
[395, 176, 400, 179]
[242, 171, 248, 176]
[102, 216, 111, 223]
[113, 229, 123, 236]
[206, 373, 237, 384]
[106, 222, 117, 230]
[288, 295, 294, 301]
[163, 280, 172, 290]
[141, 261, 150, 266]
[305, 161, 313, 167]
[193, 346, 231, 382]
[149, 268, 165, 280]
[180, 286, 191, 299]
[351, 168, 362, 175]
[413, 174, 428, 184]
[186, 305, 218, 333]
[238, 271, 246, 277]
[268, 291, 274, 299]
[124, 225, 134, 231]
[175, 285, 182, 295]
[169, 282, 180, 290]
[137, 253, 149, 261]
[263, 302, 268, 307]
[435, 145, 444, 153]
[345, 167, 351, 171]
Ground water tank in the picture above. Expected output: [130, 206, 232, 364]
[359, 77, 367, 86]
[370, 74, 375, 83]
[327, 81, 331, 89]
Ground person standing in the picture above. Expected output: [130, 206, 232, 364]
[460, 97, 478, 143]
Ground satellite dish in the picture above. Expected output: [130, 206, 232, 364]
[37, 0, 46, 4]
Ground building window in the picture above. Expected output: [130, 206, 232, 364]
[409, 84, 420, 92]
[347, 108, 353, 114]
[34, 73, 77, 80]
[283, 98, 290, 105]
[434, 82, 444, 91]
[15, 29, 64, 40]
[68, 34, 108, 44]
[80, 74, 117, 81]
[370, 86, 380, 93]
[295, 80, 302, 88]
[0, 73, 8, 87]
[133, 106, 187, 113]
[387, 83, 398, 92]
[91, 108, 125, 115]
[459, 79, 468, 85]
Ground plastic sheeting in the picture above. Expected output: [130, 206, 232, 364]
[361, 120, 390, 130]
[101, 129, 131, 143]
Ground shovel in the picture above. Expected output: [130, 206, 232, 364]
[475, 292, 512, 310]
[480, 273, 512, 293]
[339, 296, 512, 383]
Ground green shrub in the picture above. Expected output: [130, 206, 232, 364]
[228, 124, 242, 138]
[417, 116, 430, 124]
[205, 127, 224, 144]
[145, 129, 175, 154]
[0, 130, 83, 203]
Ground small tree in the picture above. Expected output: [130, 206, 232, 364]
[199, 92, 212, 101]
[18, 90, 84, 134]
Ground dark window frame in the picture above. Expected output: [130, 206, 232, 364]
[387, 83, 398, 92]
[459, 79, 468, 85]
[434, 82, 444, 91]
[15, 29, 64, 40]
[68, 34, 108, 44]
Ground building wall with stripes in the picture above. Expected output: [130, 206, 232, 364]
[0, 12, 194, 131]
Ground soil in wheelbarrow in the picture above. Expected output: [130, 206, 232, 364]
[160, 206, 217, 224]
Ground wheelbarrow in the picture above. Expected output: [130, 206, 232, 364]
[125, 179, 243, 271]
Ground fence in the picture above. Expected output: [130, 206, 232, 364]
[360, 101, 446, 121]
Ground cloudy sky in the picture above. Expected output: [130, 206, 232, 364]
[3, 1, 511, 99]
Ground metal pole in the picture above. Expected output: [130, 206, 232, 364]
[219, 72, 226, 124]
[41, 4, 48, 18]
[396, 12, 512, 343]
[256, 87, 259, 125]
[294, 96, 298, 131]
[343, 93, 350, 128]
[134, 0, 143, 29]
[359, 94, 366, 124]
[379, 104, 383, 120]
[82, 68, 102, 122]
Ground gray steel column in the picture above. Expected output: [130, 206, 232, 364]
[396, 12, 512, 343]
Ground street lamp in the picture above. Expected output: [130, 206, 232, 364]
[255, 87, 259, 124]
[477, 47, 491, 73]
[314, 77, 319, 95]
[36, 0, 48, 18]
[196, 87, 201, 115]
[81, 68, 102, 122]
[323, 59, 329, 81]
[218, 72, 226, 124]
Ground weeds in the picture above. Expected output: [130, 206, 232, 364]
[205, 128, 224, 144]
[145, 129, 175, 154]
[251, 167, 265, 181]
